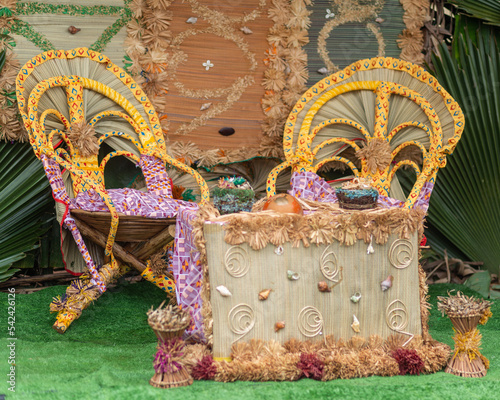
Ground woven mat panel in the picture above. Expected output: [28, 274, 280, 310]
[305, 0, 407, 85]
[5, 1, 130, 67]
[161, 1, 272, 152]
[205, 223, 422, 359]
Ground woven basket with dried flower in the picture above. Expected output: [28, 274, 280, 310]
[437, 291, 492, 377]
[212, 177, 255, 215]
[335, 177, 379, 210]
[147, 301, 193, 388]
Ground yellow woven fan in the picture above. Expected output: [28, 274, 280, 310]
[267, 57, 464, 208]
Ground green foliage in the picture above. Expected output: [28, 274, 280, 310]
[448, 0, 500, 27]
[463, 270, 491, 298]
[423, 19, 500, 273]
[0, 141, 53, 281]
[0, 282, 498, 400]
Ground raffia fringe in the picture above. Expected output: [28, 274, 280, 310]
[212, 200, 426, 250]
[398, 0, 429, 65]
[182, 335, 449, 382]
[259, 0, 311, 158]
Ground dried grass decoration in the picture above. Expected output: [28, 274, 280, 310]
[147, 301, 193, 388]
[437, 291, 492, 377]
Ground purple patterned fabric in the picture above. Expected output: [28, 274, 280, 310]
[289, 171, 338, 202]
[140, 155, 173, 198]
[41, 156, 71, 204]
[171, 208, 205, 343]
[289, 171, 434, 211]
[41, 155, 106, 290]
[40, 153, 201, 296]
[70, 187, 197, 217]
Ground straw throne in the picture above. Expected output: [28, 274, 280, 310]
[16, 48, 209, 333]
[203, 58, 465, 358]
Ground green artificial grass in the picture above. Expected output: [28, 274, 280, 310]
[1, 282, 499, 399]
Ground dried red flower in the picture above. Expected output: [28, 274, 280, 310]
[392, 348, 424, 375]
[297, 353, 324, 380]
[420, 235, 427, 247]
[191, 355, 217, 380]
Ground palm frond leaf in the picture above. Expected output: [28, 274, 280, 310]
[448, 0, 500, 26]
[0, 141, 53, 282]
[425, 20, 500, 272]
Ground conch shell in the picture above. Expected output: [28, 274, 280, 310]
[275, 321, 285, 332]
[351, 314, 360, 333]
[259, 289, 272, 301]
[216, 285, 232, 297]
[380, 275, 394, 291]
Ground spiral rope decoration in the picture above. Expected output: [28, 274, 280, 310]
[298, 306, 324, 338]
[386, 299, 414, 346]
[320, 245, 342, 284]
[388, 239, 414, 269]
[228, 303, 255, 344]
[224, 246, 250, 278]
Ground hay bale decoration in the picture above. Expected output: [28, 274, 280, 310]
[147, 302, 194, 388]
[437, 291, 492, 378]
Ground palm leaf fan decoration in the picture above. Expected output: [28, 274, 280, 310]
[15, 49, 166, 274]
[16, 50, 157, 159]
[277, 57, 464, 206]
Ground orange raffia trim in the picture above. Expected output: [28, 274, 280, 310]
[144, 63, 167, 74]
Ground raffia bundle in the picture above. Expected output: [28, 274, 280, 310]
[147, 301, 193, 388]
[147, 301, 191, 340]
[437, 291, 492, 377]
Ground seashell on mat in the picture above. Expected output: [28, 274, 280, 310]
[216, 285, 232, 297]
[68, 26, 81, 34]
[287, 270, 299, 280]
[259, 289, 272, 301]
[186, 17, 197, 24]
[350, 292, 362, 303]
[275, 321, 285, 332]
[351, 314, 360, 333]
[318, 281, 331, 292]
[380, 275, 394, 291]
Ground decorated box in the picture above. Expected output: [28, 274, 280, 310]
[203, 206, 425, 359]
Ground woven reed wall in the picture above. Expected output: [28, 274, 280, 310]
[205, 222, 422, 359]
[162, 1, 272, 150]
[3, 1, 429, 163]
[7, 1, 129, 67]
